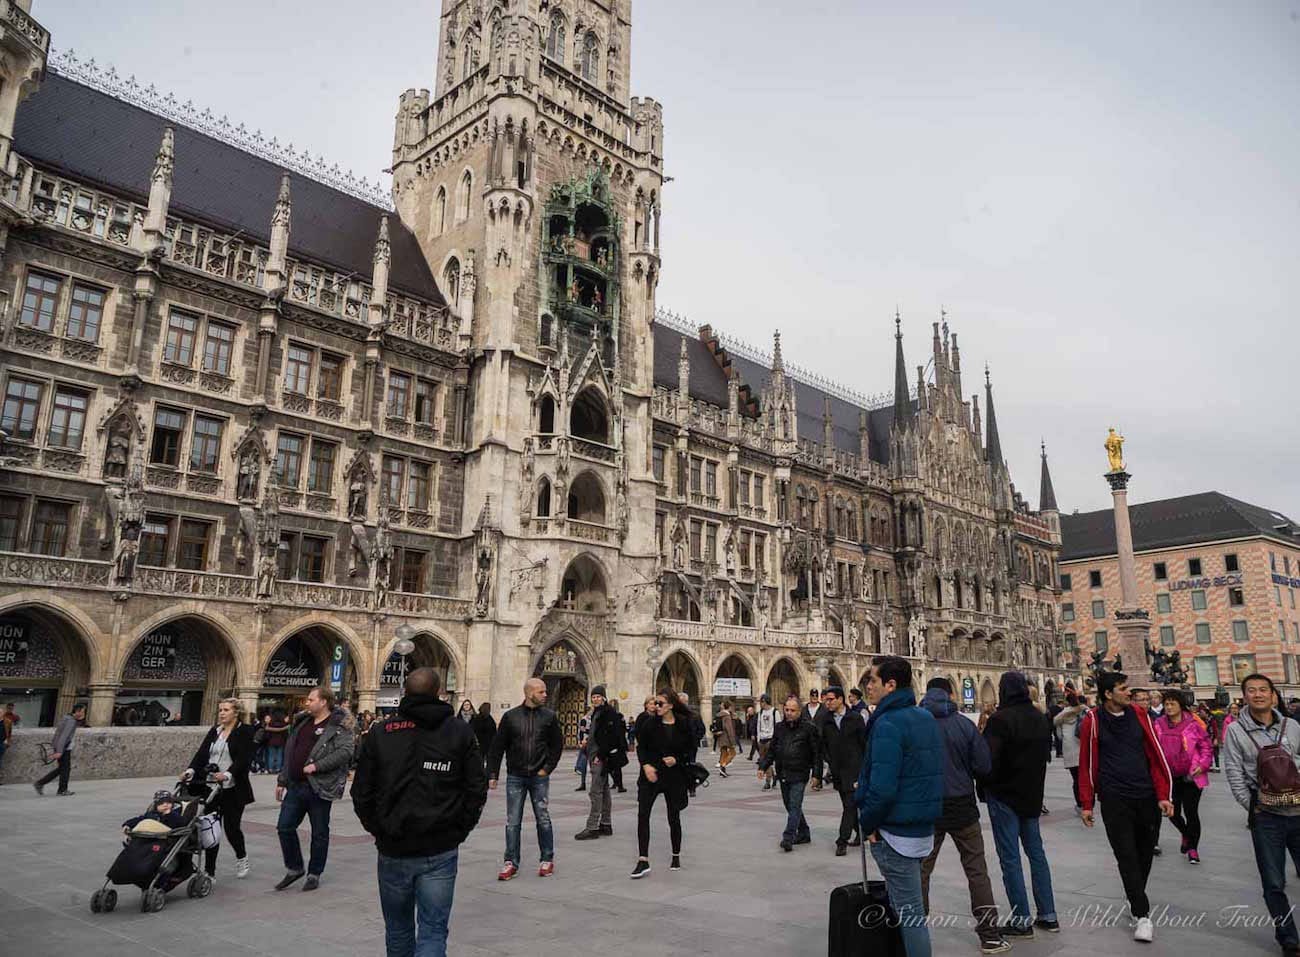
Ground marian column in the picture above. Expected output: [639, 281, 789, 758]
[1104, 428, 1151, 673]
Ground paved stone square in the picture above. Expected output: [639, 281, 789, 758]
[0, 758, 1286, 957]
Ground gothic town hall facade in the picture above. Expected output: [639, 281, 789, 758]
[0, 0, 1065, 742]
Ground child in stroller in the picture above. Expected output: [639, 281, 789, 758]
[90, 774, 222, 914]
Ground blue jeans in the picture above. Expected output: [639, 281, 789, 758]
[505, 774, 553, 865]
[266, 744, 285, 773]
[277, 781, 333, 876]
[1252, 811, 1300, 949]
[986, 796, 1056, 927]
[377, 850, 459, 957]
[871, 838, 932, 957]
[778, 779, 810, 844]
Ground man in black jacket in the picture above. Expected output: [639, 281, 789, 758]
[353, 668, 487, 957]
[819, 686, 866, 856]
[487, 678, 564, 880]
[758, 694, 822, 851]
[575, 685, 627, 840]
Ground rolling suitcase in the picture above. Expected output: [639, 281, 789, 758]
[828, 840, 906, 956]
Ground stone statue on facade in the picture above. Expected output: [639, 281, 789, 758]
[372, 510, 393, 607]
[474, 543, 494, 618]
[237, 448, 260, 502]
[348, 476, 369, 521]
[103, 420, 131, 480]
[882, 619, 897, 655]
[670, 517, 686, 570]
[555, 434, 571, 479]
[111, 465, 144, 584]
[908, 613, 928, 659]
[723, 523, 736, 577]
[236, 504, 258, 565]
[1105, 427, 1125, 473]
[255, 552, 277, 599]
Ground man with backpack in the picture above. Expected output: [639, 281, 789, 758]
[1224, 673, 1300, 957]
[352, 667, 487, 957]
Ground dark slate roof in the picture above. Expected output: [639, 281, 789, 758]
[652, 323, 897, 463]
[13, 73, 444, 304]
[1060, 491, 1300, 561]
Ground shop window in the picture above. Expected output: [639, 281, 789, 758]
[47, 387, 89, 450]
[163, 309, 199, 366]
[298, 536, 328, 583]
[1231, 654, 1257, 684]
[0, 495, 23, 551]
[189, 415, 224, 474]
[307, 440, 336, 495]
[139, 515, 174, 567]
[177, 519, 211, 571]
[66, 283, 106, 342]
[31, 500, 71, 556]
[1, 377, 44, 441]
[150, 407, 187, 467]
[19, 271, 61, 332]
[1193, 655, 1218, 686]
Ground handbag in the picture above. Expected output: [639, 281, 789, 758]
[197, 813, 223, 849]
[37, 743, 55, 765]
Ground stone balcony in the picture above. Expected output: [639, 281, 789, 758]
[660, 618, 844, 651]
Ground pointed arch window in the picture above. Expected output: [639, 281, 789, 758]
[434, 186, 447, 236]
[456, 170, 473, 223]
[581, 32, 599, 82]
[443, 257, 461, 306]
[546, 13, 566, 62]
[538, 395, 556, 434]
[536, 477, 552, 518]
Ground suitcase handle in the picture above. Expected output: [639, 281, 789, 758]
[859, 836, 871, 893]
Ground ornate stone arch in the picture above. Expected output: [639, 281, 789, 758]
[375, 625, 465, 689]
[0, 591, 106, 681]
[124, 603, 248, 689]
[259, 614, 369, 684]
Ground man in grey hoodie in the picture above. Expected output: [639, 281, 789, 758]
[1223, 673, 1300, 957]
[34, 702, 85, 796]
[919, 678, 1008, 955]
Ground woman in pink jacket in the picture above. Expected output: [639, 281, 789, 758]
[1153, 690, 1213, 864]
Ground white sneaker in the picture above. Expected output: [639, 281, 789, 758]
[1133, 917, 1154, 942]
[235, 858, 250, 879]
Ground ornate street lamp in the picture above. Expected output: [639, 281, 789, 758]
[393, 622, 416, 689]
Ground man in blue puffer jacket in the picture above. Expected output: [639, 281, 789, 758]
[854, 656, 944, 957]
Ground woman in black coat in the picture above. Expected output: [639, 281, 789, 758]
[630, 688, 695, 879]
[183, 698, 255, 879]
[469, 702, 497, 770]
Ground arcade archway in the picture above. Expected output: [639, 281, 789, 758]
[115, 615, 239, 726]
[714, 653, 756, 716]
[378, 631, 458, 712]
[655, 649, 702, 706]
[258, 624, 360, 717]
[0, 606, 95, 727]
[559, 554, 608, 614]
[766, 657, 800, 706]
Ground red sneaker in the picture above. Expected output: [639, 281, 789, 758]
[497, 862, 518, 881]
[538, 861, 555, 877]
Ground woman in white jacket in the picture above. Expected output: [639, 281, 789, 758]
[1053, 692, 1087, 810]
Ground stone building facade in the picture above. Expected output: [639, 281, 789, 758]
[0, 0, 1065, 739]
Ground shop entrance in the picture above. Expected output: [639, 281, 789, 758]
[257, 627, 357, 719]
[115, 616, 238, 726]
[0, 608, 93, 728]
[378, 632, 457, 714]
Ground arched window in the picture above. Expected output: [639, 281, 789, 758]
[536, 477, 552, 518]
[461, 34, 480, 80]
[581, 32, 599, 82]
[434, 186, 447, 236]
[568, 472, 606, 523]
[546, 12, 566, 61]
[456, 170, 473, 222]
[538, 395, 556, 434]
[443, 257, 460, 306]
[539, 313, 554, 348]
[570, 388, 609, 443]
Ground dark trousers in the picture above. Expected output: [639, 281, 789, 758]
[205, 793, 247, 874]
[747, 737, 759, 759]
[1068, 766, 1081, 808]
[611, 765, 624, 790]
[1100, 796, 1160, 918]
[1252, 811, 1300, 950]
[1168, 778, 1203, 850]
[36, 750, 72, 792]
[835, 788, 859, 846]
[277, 781, 333, 876]
[636, 783, 681, 858]
[779, 779, 810, 844]
[921, 820, 1001, 944]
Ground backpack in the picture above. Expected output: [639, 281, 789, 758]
[1247, 716, 1300, 809]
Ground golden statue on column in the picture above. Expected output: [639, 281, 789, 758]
[1104, 427, 1125, 473]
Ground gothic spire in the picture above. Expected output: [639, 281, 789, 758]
[893, 311, 913, 429]
[772, 329, 784, 372]
[1039, 440, 1059, 512]
[140, 127, 175, 249]
[984, 364, 1003, 467]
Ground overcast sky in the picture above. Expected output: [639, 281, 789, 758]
[41, 1, 1300, 516]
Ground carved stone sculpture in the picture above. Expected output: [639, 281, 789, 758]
[103, 421, 131, 479]
[237, 448, 260, 502]
[882, 620, 897, 656]
[908, 613, 928, 659]
[475, 543, 494, 618]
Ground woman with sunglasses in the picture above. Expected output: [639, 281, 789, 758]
[630, 688, 695, 879]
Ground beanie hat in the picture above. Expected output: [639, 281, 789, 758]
[590, 685, 607, 699]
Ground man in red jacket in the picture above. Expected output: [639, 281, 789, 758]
[1078, 671, 1174, 943]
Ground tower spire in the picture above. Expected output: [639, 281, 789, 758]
[1039, 440, 1059, 512]
[984, 364, 1003, 467]
[893, 311, 912, 429]
[772, 329, 784, 372]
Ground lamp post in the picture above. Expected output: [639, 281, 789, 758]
[393, 622, 416, 698]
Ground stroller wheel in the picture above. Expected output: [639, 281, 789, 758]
[90, 889, 104, 913]
[103, 889, 118, 912]
[187, 873, 213, 899]
[141, 887, 165, 913]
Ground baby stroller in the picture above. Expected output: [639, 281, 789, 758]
[90, 771, 222, 914]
